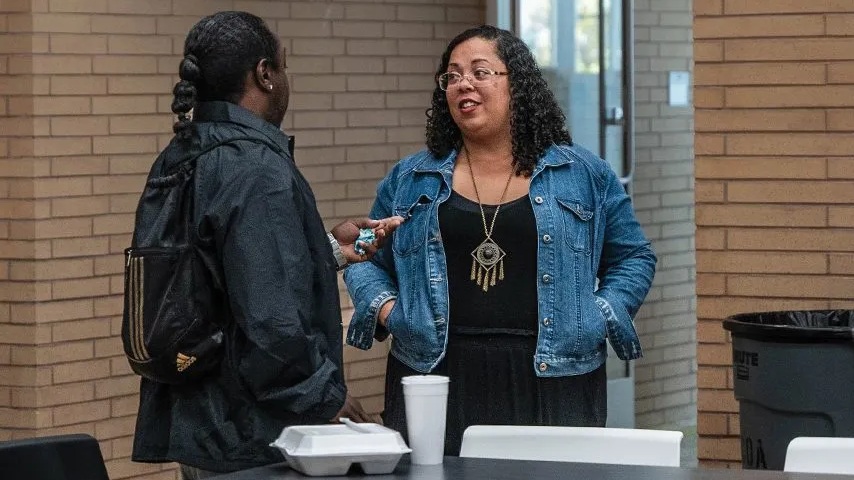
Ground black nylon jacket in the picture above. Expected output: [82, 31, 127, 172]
[131, 102, 346, 472]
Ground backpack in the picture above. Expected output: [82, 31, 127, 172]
[122, 137, 272, 384]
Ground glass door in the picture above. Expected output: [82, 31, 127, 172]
[494, 0, 635, 428]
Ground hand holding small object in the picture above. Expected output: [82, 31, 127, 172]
[329, 215, 405, 266]
[354, 228, 376, 256]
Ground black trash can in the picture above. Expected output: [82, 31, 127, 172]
[722, 310, 854, 470]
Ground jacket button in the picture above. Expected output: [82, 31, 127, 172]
[542, 274, 552, 284]
[542, 317, 551, 326]
[538, 362, 548, 372]
[534, 196, 544, 204]
[542, 234, 552, 243]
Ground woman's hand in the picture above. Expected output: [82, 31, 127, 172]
[331, 216, 404, 264]
[377, 300, 395, 328]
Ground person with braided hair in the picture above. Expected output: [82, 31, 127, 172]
[343, 25, 656, 455]
[129, 11, 402, 479]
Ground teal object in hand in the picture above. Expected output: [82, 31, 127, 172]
[354, 228, 376, 255]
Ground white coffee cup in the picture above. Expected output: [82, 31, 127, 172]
[401, 375, 449, 465]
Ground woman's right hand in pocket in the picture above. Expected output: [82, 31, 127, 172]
[378, 300, 395, 328]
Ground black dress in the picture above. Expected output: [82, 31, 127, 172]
[383, 191, 606, 456]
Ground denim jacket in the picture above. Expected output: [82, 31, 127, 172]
[344, 143, 656, 377]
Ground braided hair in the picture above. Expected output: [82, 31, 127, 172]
[426, 25, 572, 177]
[171, 11, 281, 139]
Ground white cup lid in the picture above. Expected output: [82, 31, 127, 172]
[400, 374, 449, 385]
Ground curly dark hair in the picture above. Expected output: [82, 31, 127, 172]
[171, 11, 281, 139]
[426, 25, 572, 177]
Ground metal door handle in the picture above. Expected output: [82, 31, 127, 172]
[604, 107, 624, 126]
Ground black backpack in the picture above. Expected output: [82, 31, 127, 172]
[122, 137, 272, 384]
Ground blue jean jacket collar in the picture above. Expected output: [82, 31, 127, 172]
[409, 143, 576, 178]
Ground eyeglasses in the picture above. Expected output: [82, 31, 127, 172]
[437, 68, 508, 91]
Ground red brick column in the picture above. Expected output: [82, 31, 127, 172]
[695, 0, 854, 467]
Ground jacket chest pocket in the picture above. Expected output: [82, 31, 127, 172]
[392, 194, 433, 256]
[556, 198, 593, 254]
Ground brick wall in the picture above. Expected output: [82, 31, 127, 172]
[695, 0, 854, 467]
[632, 0, 697, 430]
[0, 1, 482, 478]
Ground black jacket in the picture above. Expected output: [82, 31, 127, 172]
[131, 102, 346, 472]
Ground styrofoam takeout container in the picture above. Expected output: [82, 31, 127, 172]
[269, 422, 411, 476]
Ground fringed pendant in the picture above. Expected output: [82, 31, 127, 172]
[461, 144, 515, 295]
[470, 237, 506, 293]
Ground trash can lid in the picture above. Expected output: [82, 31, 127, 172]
[722, 309, 854, 342]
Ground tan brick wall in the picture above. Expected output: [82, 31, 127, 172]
[632, 0, 697, 430]
[0, 1, 482, 478]
[695, 0, 854, 467]
[1, 0, 42, 447]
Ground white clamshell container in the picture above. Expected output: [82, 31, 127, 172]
[269, 422, 411, 476]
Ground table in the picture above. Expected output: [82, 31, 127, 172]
[212, 457, 854, 479]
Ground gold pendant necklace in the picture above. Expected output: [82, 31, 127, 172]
[463, 145, 514, 293]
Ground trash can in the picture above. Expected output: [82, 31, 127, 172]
[722, 310, 854, 470]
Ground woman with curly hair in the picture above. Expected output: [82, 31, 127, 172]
[344, 25, 656, 455]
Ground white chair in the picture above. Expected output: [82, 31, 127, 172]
[784, 437, 854, 474]
[459, 425, 683, 467]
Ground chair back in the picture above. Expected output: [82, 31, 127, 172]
[459, 425, 683, 467]
[0, 433, 110, 480]
[784, 436, 854, 474]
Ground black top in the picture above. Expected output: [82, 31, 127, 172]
[439, 190, 539, 333]
[386, 194, 603, 458]
[131, 102, 346, 472]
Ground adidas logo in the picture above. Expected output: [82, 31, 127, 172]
[176, 352, 197, 372]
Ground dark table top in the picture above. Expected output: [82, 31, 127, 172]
[212, 457, 854, 480]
